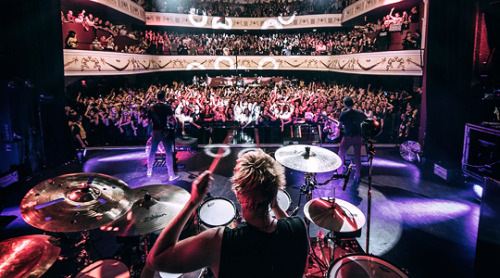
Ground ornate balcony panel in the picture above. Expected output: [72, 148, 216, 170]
[64, 50, 423, 76]
[342, 0, 403, 22]
[91, 0, 146, 21]
[145, 12, 342, 30]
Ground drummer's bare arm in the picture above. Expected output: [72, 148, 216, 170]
[271, 195, 288, 219]
[146, 171, 223, 275]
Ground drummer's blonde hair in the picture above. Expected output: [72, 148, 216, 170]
[232, 149, 285, 215]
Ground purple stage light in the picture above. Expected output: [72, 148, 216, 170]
[472, 184, 483, 199]
[371, 158, 408, 169]
[97, 152, 147, 162]
[392, 198, 471, 225]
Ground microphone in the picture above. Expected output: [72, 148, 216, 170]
[342, 164, 353, 191]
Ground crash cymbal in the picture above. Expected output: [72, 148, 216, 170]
[304, 198, 365, 232]
[21, 173, 134, 233]
[275, 145, 341, 173]
[0, 235, 61, 278]
[100, 184, 191, 236]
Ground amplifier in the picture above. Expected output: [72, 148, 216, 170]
[462, 123, 500, 181]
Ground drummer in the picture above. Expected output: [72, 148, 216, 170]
[145, 149, 309, 278]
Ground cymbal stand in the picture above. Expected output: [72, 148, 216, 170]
[73, 231, 92, 266]
[129, 234, 153, 278]
[365, 139, 375, 254]
[293, 172, 317, 218]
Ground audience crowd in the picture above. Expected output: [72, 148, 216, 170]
[66, 79, 421, 148]
[143, 0, 350, 16]
[62, 3, 421, 54]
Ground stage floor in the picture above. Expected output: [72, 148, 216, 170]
[0, 144, 479, 278]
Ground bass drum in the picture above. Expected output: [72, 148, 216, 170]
[74, 259, 130, 278]
[154, 268, 205, 278]
[328, 253, 410, 278]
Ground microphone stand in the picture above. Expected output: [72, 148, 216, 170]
[365, 138, 375, 254]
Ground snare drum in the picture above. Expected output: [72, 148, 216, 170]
[270, 189, 291, 217]
[328, 253, 410, 278]
[198, 197, 238, 230]
[75, 259, 130, 278]
[154, 268, 204, 278]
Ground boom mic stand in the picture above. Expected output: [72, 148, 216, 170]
[364, 138, 375, 254]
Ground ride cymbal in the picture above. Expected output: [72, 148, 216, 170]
[20, 173, 134, 233]
[304, 198, 365, 232]
[275, 145, 341, 173]
[100, 184, 191, 236]
[0, 235, 61, 278]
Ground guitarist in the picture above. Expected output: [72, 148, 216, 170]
[337, 96, 367, 184]
[147, 90, 180, 181]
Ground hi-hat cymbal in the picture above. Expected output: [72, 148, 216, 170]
[100, 184, 191, 236]
[304, 198, 365, 232]
[0, 235, 61, 278]
[274, 145, 341, 173]
[21, 173, 134, 233]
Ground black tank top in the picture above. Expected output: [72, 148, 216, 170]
[219, 216, 308, 278]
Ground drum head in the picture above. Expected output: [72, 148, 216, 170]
[328, 254, 409, 278]
[270, 189, 291, 217]
[276, 189, 291, 211]
[156, 268, 204, 278]
[75, 259, 130, 278]
[199, 198, 236, 227]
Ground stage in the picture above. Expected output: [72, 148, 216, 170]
[0, 144, 479, 278]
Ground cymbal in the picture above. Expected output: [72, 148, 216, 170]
[304, 198, 365, 232]
[275, 145, 342, 173]
[21, 173, 134, 233]
[100, 184, 191, 236]
[0, 235, 61, 278]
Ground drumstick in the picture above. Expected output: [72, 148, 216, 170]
[208, 128, 235, 174]
[254, 127, 260, 148]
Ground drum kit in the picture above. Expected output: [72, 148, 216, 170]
[274, 144, 410, 278]
[1, 144, 409, 278]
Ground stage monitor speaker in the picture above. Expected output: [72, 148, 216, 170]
[475, 177, 500, 277]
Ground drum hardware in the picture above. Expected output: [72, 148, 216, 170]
[100, 184, 191, 237]
[326, 253, 410, 278]
[270, 189, 291, 217]
[303, 196, 366, 276]
[274, 145, 342, 174]
[74, 259, 131, 278]
[0, 235, 61, 278]
[20, 173, 134, 233]
[196, 197, 240, 232]
[275, 145, 359, 278]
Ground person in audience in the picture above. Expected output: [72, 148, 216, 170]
[65, 31, 78, 49]
[66, 10, 75, 22]
[65, 80, 415, 148]
[402, 31, 416, 50]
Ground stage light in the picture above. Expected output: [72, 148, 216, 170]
[472, 183, 483, 200]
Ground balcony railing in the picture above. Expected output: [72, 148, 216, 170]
[63, 49, 423, 76]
